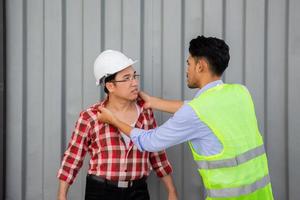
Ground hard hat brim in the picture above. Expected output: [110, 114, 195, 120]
[96, 59, 138, 86]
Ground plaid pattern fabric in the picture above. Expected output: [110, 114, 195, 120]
[57, 97, 172, 185]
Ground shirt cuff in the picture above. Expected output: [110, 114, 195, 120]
[57, 171, 74, 185]
[155, 164, 173, 177]
[130, 128, 145, 151]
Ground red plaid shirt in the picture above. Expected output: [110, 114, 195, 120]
[57, 97, 172, 185]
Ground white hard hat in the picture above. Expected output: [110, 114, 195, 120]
[93, 50, 138, 85]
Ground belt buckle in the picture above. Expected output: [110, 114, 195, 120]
[117, 181, 129, 188]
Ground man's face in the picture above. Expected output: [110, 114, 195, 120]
[110, 66, 139, 101]
[186, 55, 199, 89]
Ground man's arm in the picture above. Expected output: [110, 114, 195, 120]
[98, 104, 202, 152]
[139, 91, 183, 114]
[97, 107, 133, 136]
[96, 95, 183, 136]
[57, 111, 90, 199]
[57, 180, 70, 200]
[160, 175, 178, 200]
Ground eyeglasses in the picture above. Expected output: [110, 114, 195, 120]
[112, 74, 140, 83]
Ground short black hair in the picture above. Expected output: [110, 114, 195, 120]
[189, 35, 230, 76]
[103, 73, 117, 94]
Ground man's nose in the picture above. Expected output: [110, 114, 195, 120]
[131, 78, 139, 86]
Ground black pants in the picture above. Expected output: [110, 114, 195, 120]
[85, 175, 150, 200]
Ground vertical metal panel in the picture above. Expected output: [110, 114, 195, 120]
[104, 0, 121, 50]
[0, 0, 5, 198]
[82, 0, 101, 107]
[162, 0, 183, 199]
[224, 0, 244, 84]
[203, 0, 223, 38]
[64, 0, 84, 199]
[43, 0, 62, 199]
[122, 0, 141, 74]
[244, 0, 266, 136]
[266, 0, 288, 199]
[288, 0, 300, 199]
[6, 0, 24, 199]
[25, 0, 44, 199]
[4, 0, 300, 200]
[65, 0, 83, 143]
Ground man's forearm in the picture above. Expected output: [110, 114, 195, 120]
[161, 174, 178, 199]
[150, 96, 183, 114]
[57, 180, 70, 200]
[161, 174, 177, 192]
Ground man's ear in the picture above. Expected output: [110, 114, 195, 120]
[105, 82, 115, 93]
[198, 58, 209, 73]
[196, 58, 204, 73]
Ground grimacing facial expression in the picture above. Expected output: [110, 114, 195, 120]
[186, 55, 199, 89]
[112, 66, 139, 100]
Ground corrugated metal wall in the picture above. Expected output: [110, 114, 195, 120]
[0, 0, 5, 199]
[5, 0, 300, 199]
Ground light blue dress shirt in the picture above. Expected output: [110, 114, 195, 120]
[131, 80, 224, 156]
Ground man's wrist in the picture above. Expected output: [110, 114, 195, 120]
[168, 187, 177, 193]
[57, 194, 67, 200]
[112, 117, 120, 128]
[149, 96, 158, 109]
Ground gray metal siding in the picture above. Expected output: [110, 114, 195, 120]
[5, 0, 300, 199]
[0, 0, 5, 198]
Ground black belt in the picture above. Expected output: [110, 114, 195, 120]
[87, 174, 147, 188]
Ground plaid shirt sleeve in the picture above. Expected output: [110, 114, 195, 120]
[147, 109, 173, 177]
[57, 111, 91, 185]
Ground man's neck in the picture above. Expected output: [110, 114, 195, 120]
[106, 95, 136, 113]
[198, 76, 221, 89]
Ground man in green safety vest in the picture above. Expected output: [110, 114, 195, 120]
[97, 35, 274, 200]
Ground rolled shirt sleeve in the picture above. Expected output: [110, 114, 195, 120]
[57, 112, 90, 184]
[149, 150, 173, 177]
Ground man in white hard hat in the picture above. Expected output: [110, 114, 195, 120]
[57, 50, 177, 200]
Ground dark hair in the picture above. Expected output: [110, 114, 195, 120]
[189, 35, 230, 76]
[103, 73, 117, 94]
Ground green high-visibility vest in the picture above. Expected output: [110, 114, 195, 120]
[188, 84, 274, 200]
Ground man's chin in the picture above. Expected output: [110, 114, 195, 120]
[187, 83, 197, 89]
[128, 94, 138, 101]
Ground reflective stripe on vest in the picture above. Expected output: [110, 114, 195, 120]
[206, 174, 270, 198]
[196, 144, 265, 169]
